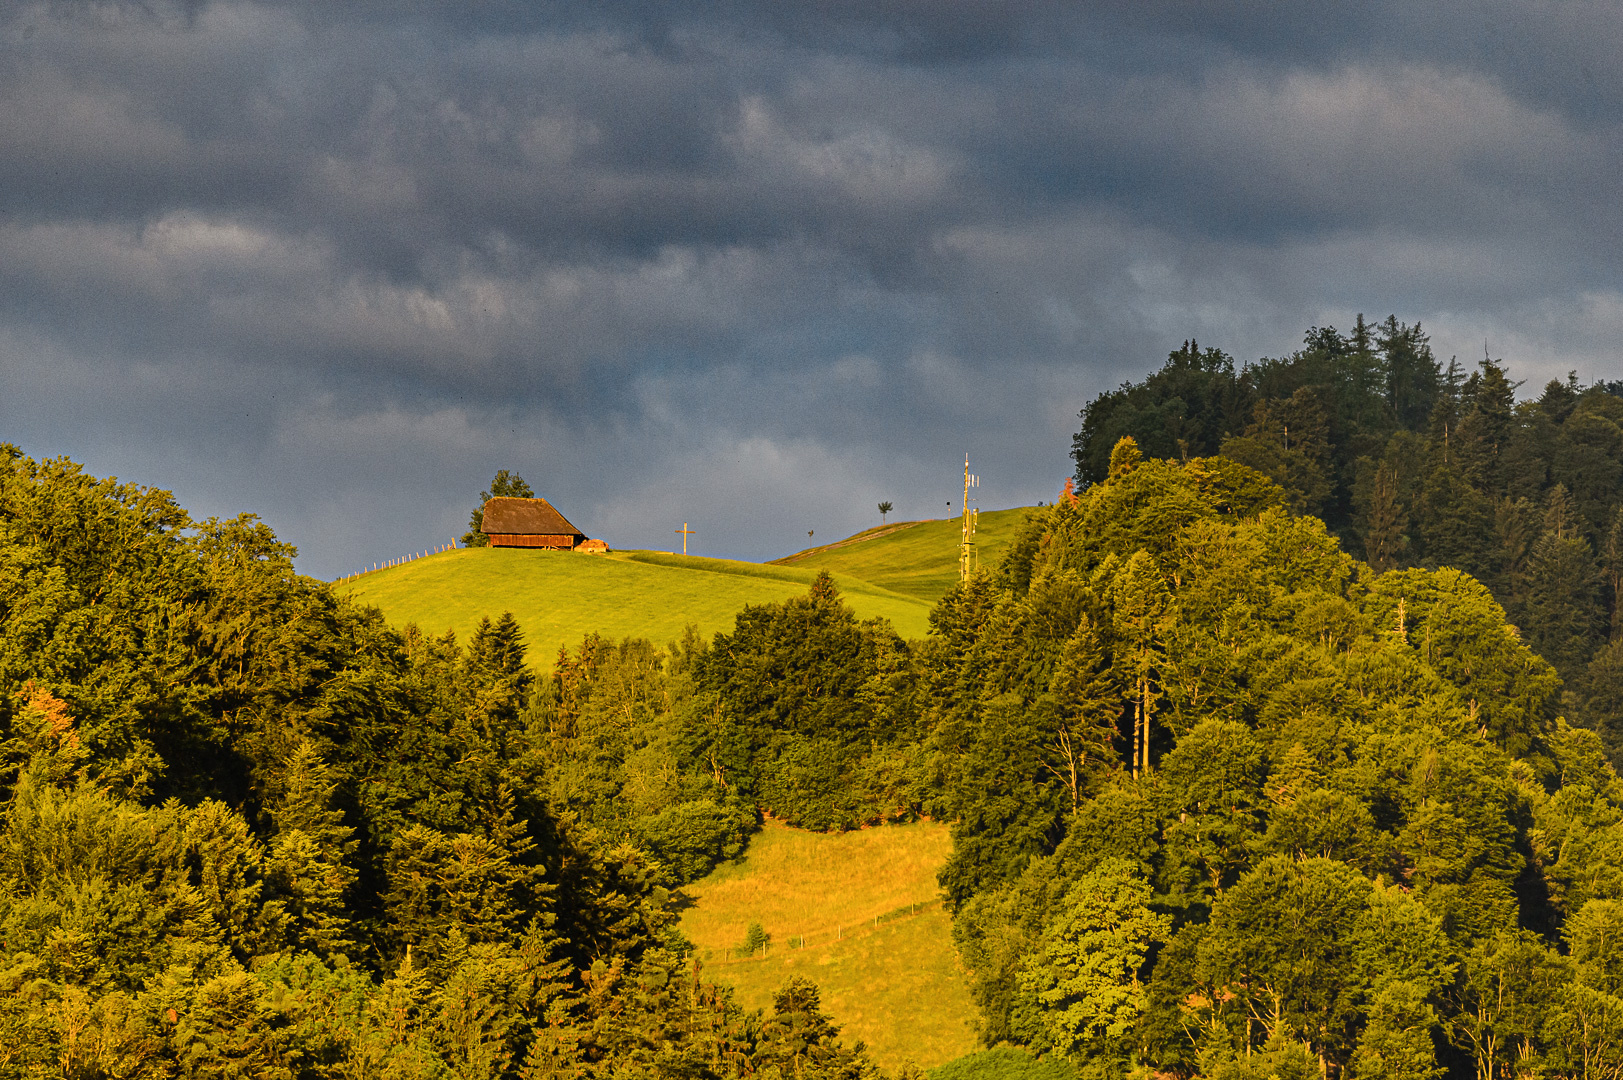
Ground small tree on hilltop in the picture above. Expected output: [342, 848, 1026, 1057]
[878, 501, 893, 524]
[462, 470, 534, 547]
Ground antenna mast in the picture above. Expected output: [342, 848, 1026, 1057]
[960, 455, 979, 583]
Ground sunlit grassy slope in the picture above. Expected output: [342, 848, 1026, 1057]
[679, 819, 978, 1072]
[336, 547, 933, 665]
[770, 506, 1035, 602]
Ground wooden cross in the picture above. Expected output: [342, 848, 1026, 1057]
[676, 522, 695, 555]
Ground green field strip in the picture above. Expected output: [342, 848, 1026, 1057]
[613, 549, 927, 604]
[336, 546, 932, 666]
[770, 505, 1037, 602]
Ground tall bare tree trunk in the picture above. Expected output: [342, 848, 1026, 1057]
[1133, 688, 1142, 780]
[1140, 676, 1151, 775]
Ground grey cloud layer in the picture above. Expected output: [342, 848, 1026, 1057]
[2, 1, 1620, 577]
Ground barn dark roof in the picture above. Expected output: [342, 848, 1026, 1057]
[481, 496, 584, 537]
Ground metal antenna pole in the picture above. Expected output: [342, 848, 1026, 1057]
[960, 456, 978, 583]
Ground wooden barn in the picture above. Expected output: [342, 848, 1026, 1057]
[480, 496, 587, 549]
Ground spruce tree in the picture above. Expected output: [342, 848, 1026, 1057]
[1490, 495, 1540, 604]
[1455, 357, 1520, 491]
[1360, 460, 1408, 571]
[1426, 357, 1467, 460]
[1378, 316, 1442, 432]
[1521, 530, 1605, 683]
[264, 741, 358, 957]
[1602, 505, 1623, 639]
[1417, 462, 1493, 577]
[169, 970, 296, 1080]
[182, 800, 290, 963]
[464, 612, 533, 746]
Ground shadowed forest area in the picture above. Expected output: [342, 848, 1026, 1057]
[2, 314, 1623, 1078]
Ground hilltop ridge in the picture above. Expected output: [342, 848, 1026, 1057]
[768, 505, 1034, 600]
[337, 507, 1039, 659]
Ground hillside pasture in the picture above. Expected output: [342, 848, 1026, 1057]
[678, 819, 979, 1072]
[337, 546, 932, 666]
[771, 506, 1036, 601]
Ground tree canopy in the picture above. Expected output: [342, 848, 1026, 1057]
[1073, 321, 1623, 768]
[7, 316, 1623, 1080]
[942, 438, 1623, 1080]
[0, 445, 873, 1077]
[463, 469, 535, 547]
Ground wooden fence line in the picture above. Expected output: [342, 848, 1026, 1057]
[337, 540, 460, 583]
[696, 897, 944, 965]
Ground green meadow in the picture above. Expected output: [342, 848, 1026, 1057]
[771, 506, 1035, 601]
[678, 819, 979, 1072]
[337, 546, 933, 663]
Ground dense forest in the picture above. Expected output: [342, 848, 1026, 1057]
[5, 314, 1623, 1080]
[1072, 317, 1623, 763]
[939, 441, 1622, 1080]
[0, 446, 874, 1077]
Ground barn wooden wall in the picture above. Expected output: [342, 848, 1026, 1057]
[487, 534, 580, 549]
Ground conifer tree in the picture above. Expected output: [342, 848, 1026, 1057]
[464, 612, 533, 746]
[1427, 357, 1467, 457]
[347, 949, 453, 1077]
[1602, 505, 1623, 638]
[1520, 505, 1605, 683]
[1379, 316, 1442, 432]
[1417, 462, 1493, 577]
[1046, 615, 1124, 814]
[755, 977, 870, 1078]
[1455, 357, 1520, 491]
[264, 741, 358, 957]
[169, 969, 296, 1080]
[182, 799, 290, 963]
[383, 814, 548, 972]
[1490, 495, 1540, 604]
[1360, 460, 1409, 571]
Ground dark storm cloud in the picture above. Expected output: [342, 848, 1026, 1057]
[3, 0, 1622, 576]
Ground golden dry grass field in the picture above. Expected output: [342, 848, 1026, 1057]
[678, 819, 979, 1072]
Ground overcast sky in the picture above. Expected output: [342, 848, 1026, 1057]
[4, 2, 1622, 577]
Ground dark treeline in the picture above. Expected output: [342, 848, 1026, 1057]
[1072, 317, 1623, 764]
[6, 375, 1623, 1080]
